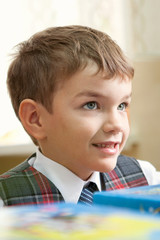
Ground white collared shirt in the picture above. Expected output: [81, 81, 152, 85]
[28, 148, 160, 203]
[29, 148, 101, 203]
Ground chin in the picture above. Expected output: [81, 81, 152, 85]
[98, 158, 117, 173]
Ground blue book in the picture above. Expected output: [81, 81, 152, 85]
[93, 184, 160, 214]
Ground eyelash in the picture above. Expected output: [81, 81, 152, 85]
[118, 102, 129, 111]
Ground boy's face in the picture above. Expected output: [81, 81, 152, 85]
[40, 64, 132, 180]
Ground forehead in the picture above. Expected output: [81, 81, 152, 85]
[59, 62, 130, 87]
[55, 63, 132, 101]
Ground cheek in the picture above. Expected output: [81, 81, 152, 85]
[126, 108, 130, 126]
[125, 118, 130, 136]
[78, 118, 100, 135]
[122, 113, 130, 138]
[67, 120, 98, 147]
[73, 123, 95, 141]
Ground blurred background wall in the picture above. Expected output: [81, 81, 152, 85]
[0, 0, 160, 173]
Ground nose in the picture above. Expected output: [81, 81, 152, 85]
[102, 111, 123, 134]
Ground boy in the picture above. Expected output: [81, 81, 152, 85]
[0, 25, 159, 206]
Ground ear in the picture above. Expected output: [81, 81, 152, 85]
[19, 99, 46, 140]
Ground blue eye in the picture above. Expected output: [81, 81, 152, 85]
[83, 102, 98, 110]
[118, 103, 127, 111]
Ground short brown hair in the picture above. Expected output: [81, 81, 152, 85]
[7, 25, 134, 118]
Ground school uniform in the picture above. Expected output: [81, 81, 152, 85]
[0, 148, 159, 206]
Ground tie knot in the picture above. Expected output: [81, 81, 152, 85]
[87, 182, 99, 193]
[78, 182, 98, 206]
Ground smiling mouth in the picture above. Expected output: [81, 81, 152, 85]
[92, 142, 120, 155]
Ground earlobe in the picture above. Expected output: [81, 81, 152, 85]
[19, 99, 46, 140]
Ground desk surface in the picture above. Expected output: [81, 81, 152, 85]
[0, 203, 160, 240]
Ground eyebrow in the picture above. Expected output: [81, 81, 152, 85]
[75, 90, 132, 100]
[75, 91, 103, 98]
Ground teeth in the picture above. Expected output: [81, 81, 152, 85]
[102, 144, 106, 148]
[95, 143, 115, 148]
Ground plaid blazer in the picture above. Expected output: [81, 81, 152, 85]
[0, 154, 148, 206]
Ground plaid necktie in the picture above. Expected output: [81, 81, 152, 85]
[78, 182, 99, 206]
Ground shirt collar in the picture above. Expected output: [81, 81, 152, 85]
[28, 148, 101, 203]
